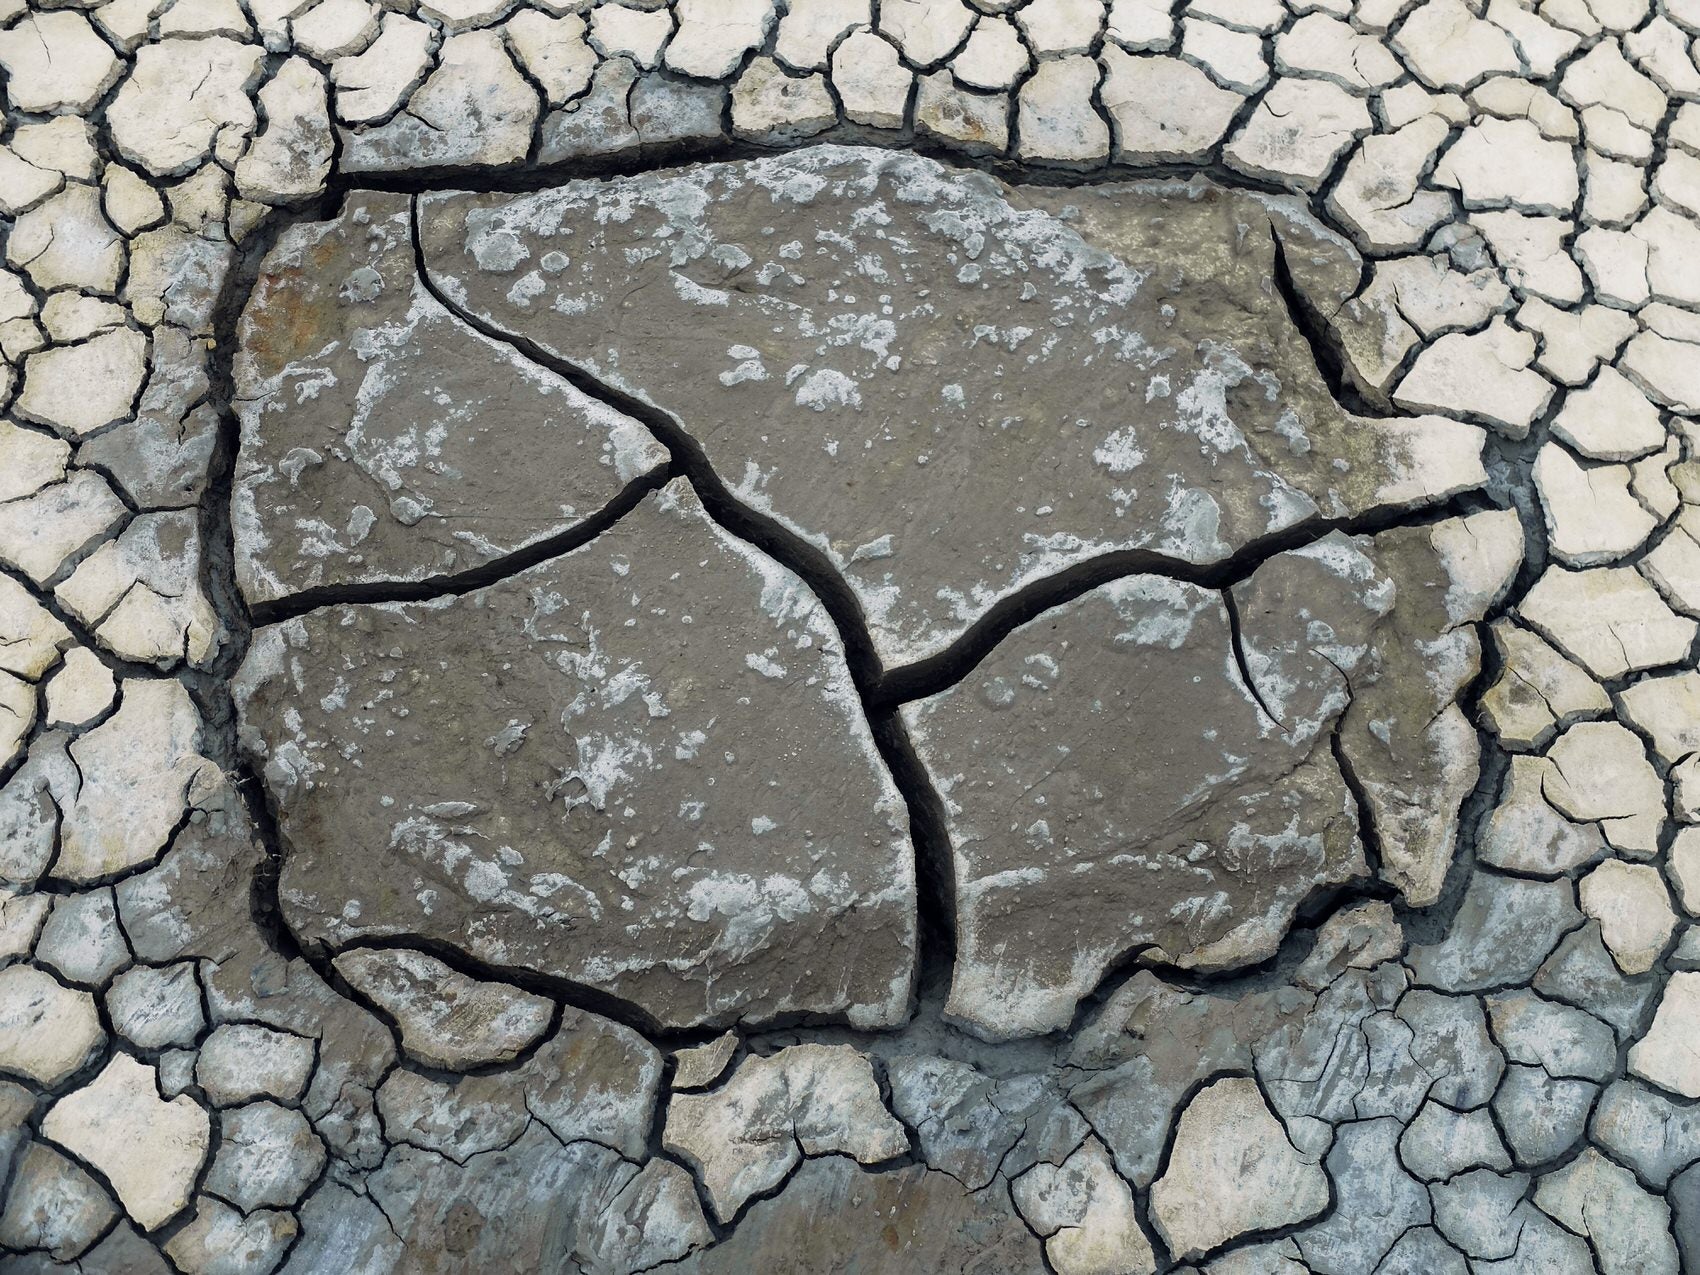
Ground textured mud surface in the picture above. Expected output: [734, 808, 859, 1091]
[6, 2, 1700, 1273]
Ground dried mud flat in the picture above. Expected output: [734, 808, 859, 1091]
[3, 2, 1700, 1272]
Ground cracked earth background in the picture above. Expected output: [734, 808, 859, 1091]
[5, 0, 1700, 1270]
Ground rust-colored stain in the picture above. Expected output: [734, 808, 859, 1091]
[244, 235, 344, 377]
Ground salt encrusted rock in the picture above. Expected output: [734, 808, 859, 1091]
[39, 296, 126, 346]
[377, 1007, 657, 1163]
[1542, 720, 1664, 857]
[1408, 871, 1580, 991]
[1225, 77, 1371, 188]
[8, 185, 124, 297]
[1533, 442, 1659, 566]
[36, 889, 130, 987]
[1586, 151, 1651, 226]
[589, 1, 674, 68]
[334, 948, 553, 1070]
[665, 0, 774, 78]
[832, 29, 913, 129]
[1181, 17, 1267, 93]
[1100, 49, 1242, 163]
[16, 329, 147, 441]
[505, 10, 595, 107]
[420, 149, 1486, 669]
[573, 1159, 715, 1272]
[1562, 38, 1667, 129]
[1630, 971, 1700, 1097]
[664, 1044, 909, 1221]
[1487, 989, 1617, 1079]
[1299, 1118, 1431, 1271]
[914, 71, 1010, 152]
[0, 12, 120, 114]
[203, 1102, 327, 1211]
[1576, 225, 1651, 308]
[365, 1126, 706, 1270]
[1107, 0, 1172, 48]
[162, 1197, 298, 1275]
[1623, 330, 1700, 413]
[340, 31, 538, 172]
[279, 1182, 403, 1272]
[952, 14, 1029, 89]
[56, 512, 221, 669]
[1430, 1170, 1529, 1262]
[196, 1023, 316, 1106]
[1494, 1065, 1598, 1167]
[1394, 319, 1555, 437]
[108, 38, 264, 177]
[1394, 0, 1522, 89]
[41, 642, 113, 724]
[888, 1055, 1043, 1189]
[1618, 670, 1700, 763]
[0, 1142, 117, 1262]
[1016, 55, 1109, 164]
[1635, 202, 1700, 296]
[77, 326, 220, 513]
[42, 1054, 209, 1231]
[1646, 506, 1700, 616]
[1399, 1101, 1512, 1181]
[1578, 861, 1677, 974]
[672, 1033, 739, 1092]
[1520, 563, 1698, 678]
[1373, 255, 1509, 340]
[540, 59, 727, 160]
[1149, 1077, 1328, 1261]
[1328, 117, 1455, 252]
[1553, 366, 1666, 460]
[0, 577, 69, 682]
[288, 0, 373, 57]
[235, 57, 333, 205]
[774, 0, 866, 70]
[1018, 0, 1104, 54]
[236, 480, 916, 1031]
[1671, 828, 1700, 913]
[232, 190, 665, 604]
[124, 226, 235, 335]
[879, 0, 975, 64]
[54, 679, 222, 884]
[1535, 1147, 1681, 1274]
[1537, 919, 1660, 1040]
[0, 966, 104, 1086]
[0, 422, 69, 505]
[732, 59, 838, 142]
[1591, 1079, 1700, 1187]
[1010, 1137, 1156, 1275]
[331, 13, 436, 125]
[0, 671, 34, 773]
[0, 146, 61, 218]
[681, 1155, 1040, 1271]
[105, 962, 204, 1049]
[0, 471, 128, 585]
[9, 118, 97, 183]
[1480, 621, 1612, 752]
[1434, 118, 1580, 215]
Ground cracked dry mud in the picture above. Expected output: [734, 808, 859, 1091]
[7, 3, 1700, 1273]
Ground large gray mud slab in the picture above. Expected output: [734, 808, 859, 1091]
[231, 190, 668, 606]
[233, 478, 916, 1032]
[416, 145, 1487, 670]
